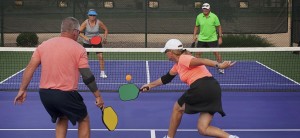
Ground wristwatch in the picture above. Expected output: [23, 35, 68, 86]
[215, 63, 220, 68]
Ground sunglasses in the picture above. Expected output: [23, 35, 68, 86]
[73, 29, 80, 34]
[88, 15, 96, 16]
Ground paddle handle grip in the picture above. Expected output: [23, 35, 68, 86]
[190, 42, 195, 48]
[139, 86, 149, 91]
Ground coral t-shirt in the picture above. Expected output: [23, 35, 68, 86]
[170, 54, 212, 86]
[32, 37, 89, 91]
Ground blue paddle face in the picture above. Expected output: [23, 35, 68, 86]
[118, 83, 139, 101]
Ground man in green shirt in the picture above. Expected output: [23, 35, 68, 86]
[193, 3, 224, 74]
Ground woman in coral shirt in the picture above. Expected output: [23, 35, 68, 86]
[141, 39, 238, 138]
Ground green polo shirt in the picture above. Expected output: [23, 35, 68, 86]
[195, 12, 220, 42]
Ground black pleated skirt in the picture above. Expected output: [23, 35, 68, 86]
[177, 77, 226, 116]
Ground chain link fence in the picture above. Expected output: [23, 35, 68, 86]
[0, 0, 292, 47]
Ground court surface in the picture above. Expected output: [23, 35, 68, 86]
[1, 60, 299, 92]
[1, 92, 300, 138]
[1, 60, 300, 138]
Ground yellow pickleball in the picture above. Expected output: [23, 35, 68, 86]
[126, 74, 132, 81]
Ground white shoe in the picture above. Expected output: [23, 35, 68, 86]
[229, 135, 239, 138]
[100, 73, 107, 78]
[218, 68, 225, 74]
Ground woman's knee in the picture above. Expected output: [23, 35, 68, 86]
[197, 113, 213, 136]
[197, 125, 208, 136]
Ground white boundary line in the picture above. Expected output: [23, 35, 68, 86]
[146, 61, 150, 84]
[0, 129, 300, 132]
[0, 68, 25, 84]
[150, 129, 156, 138]
[256, 61, 300, 85]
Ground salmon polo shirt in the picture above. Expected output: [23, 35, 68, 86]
[32, 37, 89, 91]
[170, 54, 212, 86]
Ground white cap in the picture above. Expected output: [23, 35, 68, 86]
[202, 3, 210, 10]
[161, 39, 183, 53]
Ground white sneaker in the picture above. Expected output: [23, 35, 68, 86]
[218, 68, 225, 74]
[100, 72, 107, 78]
[163, 136, 170, 138]
[229, 135, 239, 138]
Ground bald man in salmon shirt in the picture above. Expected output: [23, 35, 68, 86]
[14, 17, 104, 138]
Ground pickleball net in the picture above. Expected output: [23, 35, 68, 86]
[1, 47, 300, 92]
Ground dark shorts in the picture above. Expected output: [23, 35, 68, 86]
[177, 77, 226, 116]
[39, 89, 88, 125]
[196, 41, 218, 48]
[83, 43, 103, 54]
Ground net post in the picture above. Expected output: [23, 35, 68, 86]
[290, 0, 293, 47]
[0, 0, 4, 47]
[145, 0, 148, 48]
[72, 0, 75, 17]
